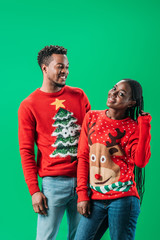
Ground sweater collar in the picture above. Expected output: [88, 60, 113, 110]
[36, 86, 65, 97]
[104, 109, 131, 123]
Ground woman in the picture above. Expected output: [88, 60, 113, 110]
[75, 79, 151, 240]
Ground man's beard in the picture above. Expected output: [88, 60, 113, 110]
[54, 82, 66, 88]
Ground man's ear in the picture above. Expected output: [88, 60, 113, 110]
[41, 64, 47, 74]
[128, 100, 136, 108]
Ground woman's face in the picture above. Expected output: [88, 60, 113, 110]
[107, 80, 136, 111]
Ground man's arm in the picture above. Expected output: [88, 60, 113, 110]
[82, 91, 91, 113]
[18, 102, 48, 215]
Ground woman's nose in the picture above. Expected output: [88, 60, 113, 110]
[112, 90, 117, 95]
[109, 89, 116, 95]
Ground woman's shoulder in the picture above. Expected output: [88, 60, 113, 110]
[86, 110, 104, 119]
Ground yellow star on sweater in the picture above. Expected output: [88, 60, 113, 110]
[50, 99, 66, 110]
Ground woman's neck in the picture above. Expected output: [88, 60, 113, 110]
[106, 109, 128, 120]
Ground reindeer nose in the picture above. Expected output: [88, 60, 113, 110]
[95, 174, 102, 180]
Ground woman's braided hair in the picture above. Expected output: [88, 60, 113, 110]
[123, 78, 145, 205]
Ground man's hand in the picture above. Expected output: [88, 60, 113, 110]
[32, 192, 48, 216]
[77, 201, 91, 218]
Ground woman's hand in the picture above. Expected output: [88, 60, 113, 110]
[139, 110, 150, 116]
[77, 201, 91, 217]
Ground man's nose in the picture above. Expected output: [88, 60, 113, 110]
[61, 67, 69, 75]
[61, 68, 66, 73]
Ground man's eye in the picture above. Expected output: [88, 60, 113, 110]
[112, 86, 116, 90]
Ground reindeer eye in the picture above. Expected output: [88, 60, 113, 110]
[91, 154, 96, 162]
[100, 155, 106, 163]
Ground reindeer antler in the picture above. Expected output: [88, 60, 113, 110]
[87, 122, 96, 145]
[106, 128, 126, 147]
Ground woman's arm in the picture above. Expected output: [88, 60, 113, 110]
[129, 114, 152, 168]
[77, 112, 90, 202]
[76, 112, 91, 216]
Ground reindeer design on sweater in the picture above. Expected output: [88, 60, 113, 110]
[88, 122, 133, 193]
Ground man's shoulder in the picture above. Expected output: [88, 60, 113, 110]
[65, 85, 86, 96]
[19, 89, 38, 108]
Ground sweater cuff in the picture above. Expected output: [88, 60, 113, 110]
[29, 185, 41, 196]
[138, 115, 152, 124]
[77, 190, 90, 202]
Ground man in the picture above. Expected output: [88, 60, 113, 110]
[18, 45, 91, 240]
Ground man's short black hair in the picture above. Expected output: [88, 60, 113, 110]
[37, 45, 67, 69]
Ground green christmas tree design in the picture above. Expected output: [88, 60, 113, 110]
[50, 108, 81, 160]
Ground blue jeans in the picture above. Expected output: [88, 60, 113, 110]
[75, 196, 140, 240]
[36, 176, 81, 240]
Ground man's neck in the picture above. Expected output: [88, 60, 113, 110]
[40, 82, 62, 93]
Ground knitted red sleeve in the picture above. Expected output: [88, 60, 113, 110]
[77, 112, 90, 202]
[18, 102, 40, 195]
[83, 91, 91, 113]
[128, 115, 152, 168]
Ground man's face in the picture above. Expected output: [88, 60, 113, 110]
[45, 54, 69, 87]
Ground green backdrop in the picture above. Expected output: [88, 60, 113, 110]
[0, 0, 159, 239]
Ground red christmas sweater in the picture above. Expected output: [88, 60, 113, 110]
[77, 110, 151, 202]
[18, 86, 91, 195]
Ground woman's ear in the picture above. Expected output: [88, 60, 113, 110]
[128, 100, 136, 108]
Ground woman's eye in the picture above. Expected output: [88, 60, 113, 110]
[119, 92, 124, 97]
